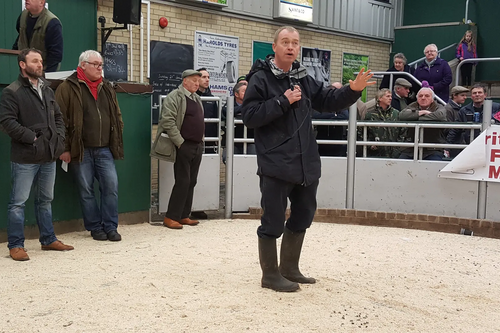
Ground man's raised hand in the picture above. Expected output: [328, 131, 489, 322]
[349, 68, 376, 92]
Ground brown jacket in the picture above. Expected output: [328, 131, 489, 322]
[55, 72, 124, 162]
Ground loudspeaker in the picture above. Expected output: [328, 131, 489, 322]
[113, 0, 141, 25]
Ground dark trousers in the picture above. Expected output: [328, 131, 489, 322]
[460, 63, 473, 86]
[166, 141, 203, 221]
[258, 175, 319, 238]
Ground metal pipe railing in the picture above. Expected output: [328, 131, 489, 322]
[357, 71, 446, 105]
[345, 103, 358, 209]
[224, 97, 235, 219]
[455, 58, 500, 87]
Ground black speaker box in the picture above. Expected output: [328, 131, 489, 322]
[113, 0, 141, 25]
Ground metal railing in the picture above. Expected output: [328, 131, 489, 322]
[455, 57, 500, 87]
[232, 119, 482, 160]
[224, 98, 495, 218]
[407, 43, 457, 69]
[354, 71, 446, 105]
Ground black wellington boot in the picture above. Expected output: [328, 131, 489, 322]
[258, 237, 300, 292]
[279, 227, 316, 284]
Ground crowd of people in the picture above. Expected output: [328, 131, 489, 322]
[0, 15, 495, 294]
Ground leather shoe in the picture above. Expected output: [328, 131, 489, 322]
[41, 240, 74, 251]
[190, 211, 208, 219]
[10, 247, 30, 261]
[163, 217, 183, 229]
[91, 229, 108, 241]
[180, 218, 199, 226]
[107, 230, 122, 241]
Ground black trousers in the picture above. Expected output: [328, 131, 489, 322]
[166, 141, 203, 221]
[460, 63, 473, 86]
[258, 175, 319, 238]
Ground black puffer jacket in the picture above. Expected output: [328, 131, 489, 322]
[241, 56, 360, 185]
[0, 75, 65, 164]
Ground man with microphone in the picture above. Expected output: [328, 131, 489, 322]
[241, 25, 375, 292]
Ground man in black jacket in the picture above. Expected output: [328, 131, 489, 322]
[0, 48, 73, 261]
[241, 26, 374, 292]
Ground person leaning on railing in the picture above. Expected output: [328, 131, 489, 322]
[398, 87, 447, 160]
[364, 88, 406, 158]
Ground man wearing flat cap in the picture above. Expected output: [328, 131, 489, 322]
[391, 78, 413, 111]
[151, 69, 204, 229]
[444, 85, 469, 158]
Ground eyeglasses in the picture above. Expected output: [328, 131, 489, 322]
[85, 61, 103, 69]
[424, 50, 437, 54]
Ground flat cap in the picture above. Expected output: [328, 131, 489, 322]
[182, 69, 202, 79]
[394, 78, 412, 88]
[450, 85, 469, 95]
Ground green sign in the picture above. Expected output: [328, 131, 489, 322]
[252, 41, 274, 64]
[342, 53, 370, 102]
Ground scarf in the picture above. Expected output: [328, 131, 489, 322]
[77, 67, 102, 100]
[267, 56, 308, 80]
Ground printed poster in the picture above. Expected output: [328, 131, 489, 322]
[301, 47, 331, 87]
[195, 31, 239, 100]
[194, 0, 227, 5]
[276, 0, 313, 23]
[342, 52, 369, 102]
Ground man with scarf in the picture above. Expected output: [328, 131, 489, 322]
[55, 50, 124, 242]
[240, 26, 375, 292]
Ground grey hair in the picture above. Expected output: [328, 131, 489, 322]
[78, 50, 102, 67]
[417, 87, 435, 99]
[423, 44, 438, 54]
[376, 88, 391, 101]
[393, 53, 407, 64]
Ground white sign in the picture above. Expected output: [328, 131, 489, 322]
[194, 31, 239, 100]
[276, 0, 313, 23]
[439, 125, 500, 182]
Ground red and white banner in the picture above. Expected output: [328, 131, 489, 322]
[439, 125, 500, 181]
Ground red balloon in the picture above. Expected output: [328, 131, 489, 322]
[159, 17, 168, 28]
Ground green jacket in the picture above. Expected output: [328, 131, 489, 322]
[365, 105, 405, 158]
[18, 8, 60, 71]
[399, 101, 447, 158]
[150, 85, 203, 162]
[55, 72, 124, 162]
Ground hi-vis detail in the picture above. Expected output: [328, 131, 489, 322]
[439, 125, 500, 182]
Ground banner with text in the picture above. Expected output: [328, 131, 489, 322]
[439, 125, 500, 182]
[195, 31, 239, 100]
[301, 47, 331, 87]
[342, 52, 369, 102]
[276, 0, 313, 22]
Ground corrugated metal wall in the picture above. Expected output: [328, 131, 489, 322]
[227, 0, 404, 40]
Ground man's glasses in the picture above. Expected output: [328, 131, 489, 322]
[85, 61, 103, 69]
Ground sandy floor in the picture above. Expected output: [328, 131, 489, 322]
[1, 219, 500, 333]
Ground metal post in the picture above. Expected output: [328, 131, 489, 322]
[477, 100, 493, 219]
[224, 97, 235, 219]
[345, 103, 357, 209]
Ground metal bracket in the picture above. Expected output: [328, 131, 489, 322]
[98, 16, 128, 54]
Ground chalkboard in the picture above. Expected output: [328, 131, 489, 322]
[150, 41, 193, 123]
[103, 42, 128, 82]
